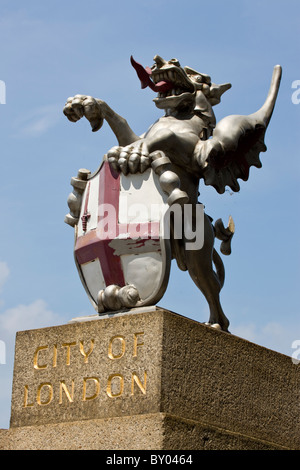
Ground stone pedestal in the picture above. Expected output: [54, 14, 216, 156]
[1, 308, 299, 450]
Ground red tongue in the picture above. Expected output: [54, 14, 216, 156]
[130, 56, 173, 93]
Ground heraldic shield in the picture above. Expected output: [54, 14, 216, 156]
[73, 158, 175, 314]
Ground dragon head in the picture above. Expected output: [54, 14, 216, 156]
[131, 55, 231, 126]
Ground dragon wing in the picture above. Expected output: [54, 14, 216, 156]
[195, 65, 282, 194]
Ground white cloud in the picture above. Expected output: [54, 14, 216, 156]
[0, 299, 62, 338]
[0, 260, 66, 428]
[231, 323, 257, 342]
[231, 321, 300, 358]
[0, 261, 65, 428]
[14, 103, 61, 137]
[0, 261, 64, 346]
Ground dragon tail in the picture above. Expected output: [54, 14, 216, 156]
[212, 215, 235, 288]
[213, 249, 225, 289]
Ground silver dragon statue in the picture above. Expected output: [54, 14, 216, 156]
[63, 55, 281, 332]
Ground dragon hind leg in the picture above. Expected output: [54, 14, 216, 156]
[184, 214, 230, 331]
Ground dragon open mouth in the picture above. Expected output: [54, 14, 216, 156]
[151, 69, 194, 96]
[130, 56, 194, 98]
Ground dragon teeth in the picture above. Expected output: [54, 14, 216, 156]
[168, 71, 175, 81]
[157, 88, 184, 99]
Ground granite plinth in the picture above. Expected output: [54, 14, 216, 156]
[2, 308, 299, 450]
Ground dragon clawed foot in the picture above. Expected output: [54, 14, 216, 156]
[204, 322, 230, 333]
[63, 95, 104, 132]
[107, 147, 189, 207]
[204, 322, 222, 330]
[97, 284, 140, 313]
[106, 143, 152, 175]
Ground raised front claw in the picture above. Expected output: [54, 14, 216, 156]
[63, 95, 104, 132]
[106, 141, 151, 175]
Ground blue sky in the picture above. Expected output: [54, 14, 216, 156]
[0, 0, 299, 429]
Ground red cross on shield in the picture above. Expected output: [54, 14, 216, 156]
[74, 160, 171, 312]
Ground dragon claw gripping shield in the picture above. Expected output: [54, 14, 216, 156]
[64, 55, 281, 331]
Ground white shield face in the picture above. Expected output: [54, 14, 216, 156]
[74, 161, 171, 311]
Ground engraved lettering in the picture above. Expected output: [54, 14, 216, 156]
[23, 332, 149, 410]
[131, 371, 147, 395]
[79, 339, 95, 363]
[61, 342, 76, 365]
[53, 344, 57, 368]
[59, 380, 74, 404]
[23, 385, 34, 407]
[82, 377, 100, 401]
[33, 345, 48, 370]
[107, 374, 124, 398]
[36, 382, 53, 406]
[133, 332, 144, 357]
[108, 335, 126, 360]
